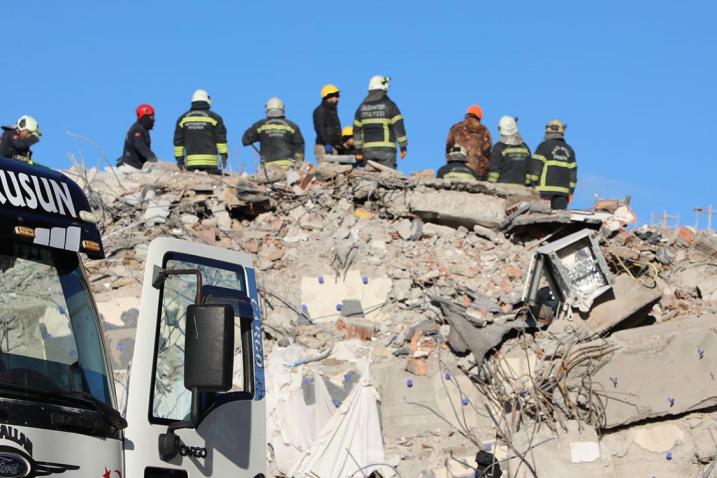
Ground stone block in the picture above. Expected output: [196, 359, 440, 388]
[408, 190, 507, 229]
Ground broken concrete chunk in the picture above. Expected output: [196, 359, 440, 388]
[409, 190, 507, 229]
[180, 214, 200, 225]
[633, 423, 684, 453]
[576, 274, 662, 334]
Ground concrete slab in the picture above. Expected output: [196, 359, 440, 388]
[587, 316, 717, 428]
[300, 270, 392, 324]
[408, 190, 507, 229]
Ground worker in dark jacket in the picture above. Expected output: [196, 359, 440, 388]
[530, 119, 577, 210]
[173, 89, 228, 174]
[437, 146, 479, 182]
[313, 84, 342, 162]
[0, 115, 41, 164]
[242, 97, 305, 169]
[488, 116, 531, 185]
[117, 104, 157, 169]
[353, 75, 407, 169]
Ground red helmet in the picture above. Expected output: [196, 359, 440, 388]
[136, 104, 155, 119]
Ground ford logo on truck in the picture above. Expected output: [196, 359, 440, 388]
[0, 452, 29, 478]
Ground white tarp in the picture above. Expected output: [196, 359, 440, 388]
[290, 364, 384, 478]
[266, 342, 386, 477]
[267, 344, 336, 475]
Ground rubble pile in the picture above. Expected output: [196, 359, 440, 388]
[66, 160, 717, 477]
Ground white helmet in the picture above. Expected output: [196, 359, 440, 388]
[191, 89, 212, 105]
[16, 115, 41, 137]
[448, 145, 468, 161]
[498, 116, 518, 136]
[265, 97, 285, 117]
[368, 75, 390, 91]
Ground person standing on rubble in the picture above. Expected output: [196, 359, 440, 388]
[117, 104, 157, 169]
[445, 105, 492, 179]
[437, 145, 480, 182]
[0, 115, 41, 164]
[173, 89, 229, 174]
[487, 116, 532, 185]
[313, 84, 342, 162]
[531, 119, 577, 210]
[242, 97, 305, 169]
[353, 75, 408, 169]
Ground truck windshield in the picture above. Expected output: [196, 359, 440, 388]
[0, 242, 112, 407]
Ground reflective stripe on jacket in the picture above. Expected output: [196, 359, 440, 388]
[173, 102, 228, 168]
[242, 117, 305, 164]
[530, 138, 577, 195]
[436, 161, 479, 182]
[488, 142, 532, 185]
[353, 91, 407, 156]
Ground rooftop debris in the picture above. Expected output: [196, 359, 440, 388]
[76, 160, 717, 477]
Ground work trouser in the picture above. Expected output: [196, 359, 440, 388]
[541, 193, 568, 210]
[363, 148, 396, 169]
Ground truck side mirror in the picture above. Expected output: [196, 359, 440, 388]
[158, 303, 234, 462]
[185, 303, 235, 392]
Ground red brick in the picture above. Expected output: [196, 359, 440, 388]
[337, 317, 374, 341]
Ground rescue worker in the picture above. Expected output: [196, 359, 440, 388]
[313, 84, 342, 162]
[445, 105, 492, 179]
[242, 97, 305, 169]
[337, 126, 358, 156]
[117, 104, 157, 169]
[531, 119, 577, 210]
[353, 75, 407, 169]
[0, 115, 41, 164]
[487, 116, 532, 185]
[173, 89, 229, 174]
[436, 145, 480, 182]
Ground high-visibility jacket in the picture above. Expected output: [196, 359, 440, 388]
[353, 90, 407, 162]
[436, 160, 480, 183]
[242, 117, 305, 168]
[488, 142, 532, 185]
[173, 102, 228, 169]
[530, 137, 577, 195]
[0, 127, 38, 164]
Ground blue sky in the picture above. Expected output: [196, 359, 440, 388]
[5, 1, 715, 227]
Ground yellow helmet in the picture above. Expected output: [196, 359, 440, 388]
[341, 126, 353, 137]
[320, 84, 340, 98]
[546, 119, 566, 134]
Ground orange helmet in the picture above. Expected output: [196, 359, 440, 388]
[466, 104, 483, 119]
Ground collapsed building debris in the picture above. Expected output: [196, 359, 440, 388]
[68, 160, 717, 477]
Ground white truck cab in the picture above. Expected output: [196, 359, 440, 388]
[0, 157, 266, 478]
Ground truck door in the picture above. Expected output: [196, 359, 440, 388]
[124, 237, 266, 478]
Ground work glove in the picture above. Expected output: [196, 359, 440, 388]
[568, 195, 573, 204]
[324, 145, 333, 154]
[221, 154, 228, 168]
[400, 146, 407, 160]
